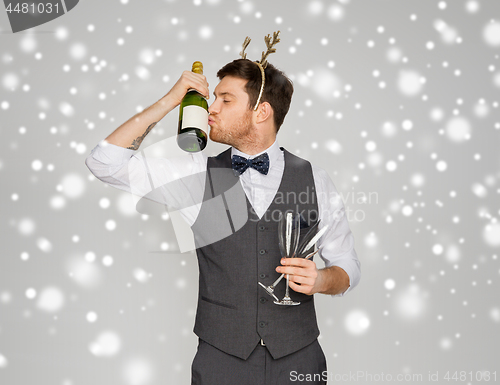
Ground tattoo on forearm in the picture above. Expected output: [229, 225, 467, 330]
[126, 122, 157, 150]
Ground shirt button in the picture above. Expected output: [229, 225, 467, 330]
[259, 249, 266, 255]
[259, 273, 266, 279]
[259, 226, 266, 231]
[259, 321, 266, 328]
[259, 297, 267, 304]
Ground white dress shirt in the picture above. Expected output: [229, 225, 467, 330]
[85, 139, 361, 296]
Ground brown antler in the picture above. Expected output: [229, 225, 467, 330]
[239, 36, 251, 59]
[259, 30, 281, 68]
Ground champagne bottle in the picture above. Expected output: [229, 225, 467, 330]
[177, 61, 208, 152]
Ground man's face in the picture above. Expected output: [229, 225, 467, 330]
[208, 76, 255, 148]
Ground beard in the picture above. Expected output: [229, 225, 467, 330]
[209, 109, 256, 148]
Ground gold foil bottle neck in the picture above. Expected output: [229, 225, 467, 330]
[191, 61, 203, 74]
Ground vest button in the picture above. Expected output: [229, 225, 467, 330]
[259, 226, 266, 231]
[259, 297, 267, 303]
[259, 273, 266, 279]
[259, 321, 266, 328]
[259, 249, 266, 255]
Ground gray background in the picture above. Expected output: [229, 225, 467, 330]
[1, 0, 500, 384]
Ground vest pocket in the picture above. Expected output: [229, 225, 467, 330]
[200, 295, 237, 310]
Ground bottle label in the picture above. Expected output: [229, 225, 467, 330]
[181, 105, 208, 131]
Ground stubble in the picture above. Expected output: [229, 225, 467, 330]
[209, 109, 257, 150]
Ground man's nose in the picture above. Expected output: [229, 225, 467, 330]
[208, 100, 219, 115]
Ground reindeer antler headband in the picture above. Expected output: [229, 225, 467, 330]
[239, 31, 281, 111]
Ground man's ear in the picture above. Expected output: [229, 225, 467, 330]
[255, 101, 273, 124]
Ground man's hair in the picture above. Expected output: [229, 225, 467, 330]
[216, 59, 294, 132]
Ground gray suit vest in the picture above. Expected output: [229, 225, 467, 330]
[191, 147, 320, 360]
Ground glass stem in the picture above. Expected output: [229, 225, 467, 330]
[271, 273, 285, 288]
[285, 274, 291, 298]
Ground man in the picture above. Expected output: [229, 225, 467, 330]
[86, 34, 360, 385]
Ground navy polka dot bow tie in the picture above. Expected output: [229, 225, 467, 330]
[231, 153, 270, 175]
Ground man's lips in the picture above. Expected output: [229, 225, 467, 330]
[208, 117, 216, 125]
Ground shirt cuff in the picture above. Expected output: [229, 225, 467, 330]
[325, 256, 361, 298]
[91, 140, 136, 165]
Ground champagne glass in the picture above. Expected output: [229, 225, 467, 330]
[274, 212, 301, 306]
[258, 248, 321, 301]
[258, 217, 330, 304]
[295, 220, 320, 258]
[259, 220, 327, 300]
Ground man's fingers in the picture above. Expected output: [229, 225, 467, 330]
[169, 71, 209, 102]
[288, 274, 314, 286]
[277, 257, 319, 295]
[276, 266, 302, 276]
[289, 280, 314, 295]
[277, 264, 317, 278]
[181, 71, 209, 98]
[280, 257, 314, 267]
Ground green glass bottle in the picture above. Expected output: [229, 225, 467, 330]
[177, 61, 208, 152]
